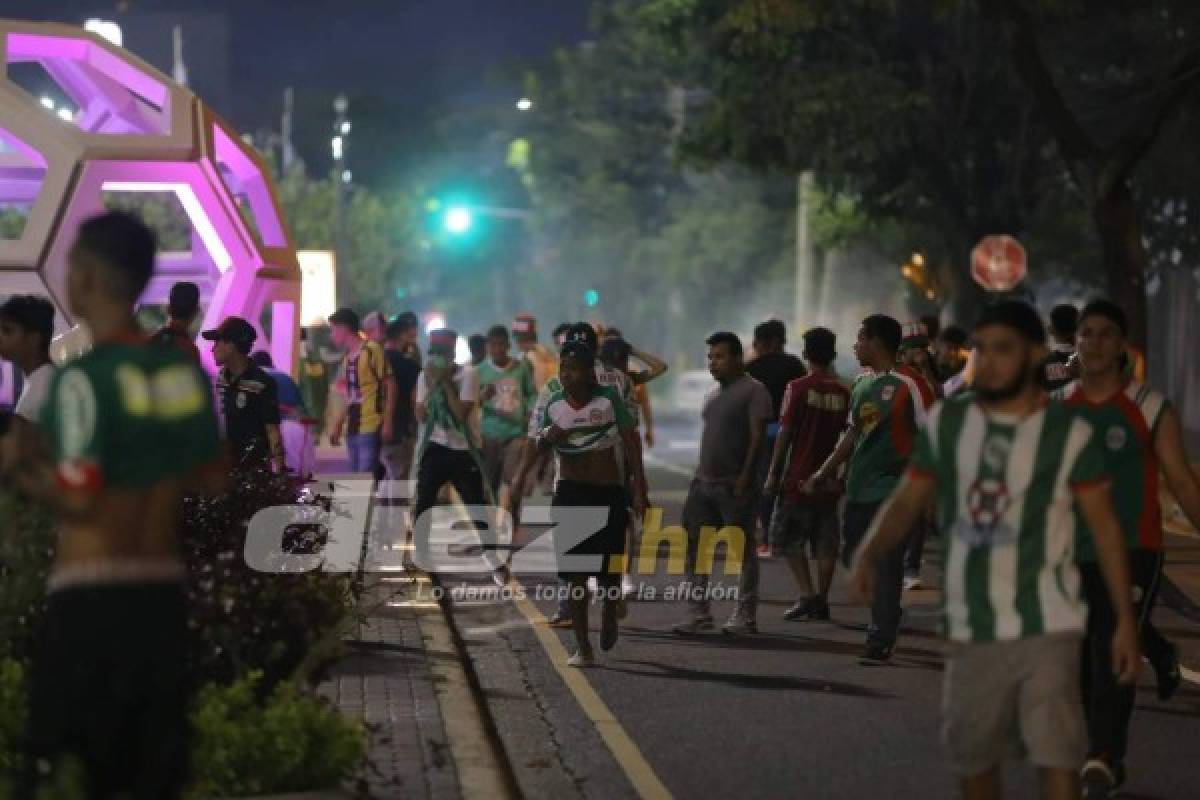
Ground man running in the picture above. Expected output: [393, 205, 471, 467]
[478, 324, 537, 506]
[328, 308, 396, 474]
[672, 331, 772, 636]
[1042, 303, 1078, 392]
[806, 314, 927, 664]
[206, 317, 286, 472]
[747, 319, 807, 554]
[764, 327, 849, 622]
[850, 300, 1139, 800]
[412, 329, 490, 563]
[1, 211, 222, 798]
[0, 294, 56, 424]
[532, 323, 642, 626]
[510, 340, 647, 667]
[1057, 299, 1200, 798]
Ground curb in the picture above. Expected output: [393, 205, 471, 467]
[426, 572, 523, 800]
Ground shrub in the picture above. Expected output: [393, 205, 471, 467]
[180, 464, 360, 690]
[0, 490, 56, 664]
[187, 670, 366, 798]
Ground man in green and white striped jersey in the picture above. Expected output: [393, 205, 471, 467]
[850, 301, 1140, 800]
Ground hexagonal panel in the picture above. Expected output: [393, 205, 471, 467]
[205, 112, 292, 251]
[0, 123, 46, 240]
[0, 82, 80, 270]
[0, 21, 198, 160]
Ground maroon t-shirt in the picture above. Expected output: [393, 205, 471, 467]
[778, 373, 850, 504]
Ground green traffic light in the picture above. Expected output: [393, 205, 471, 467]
[444, 205, 473, 235]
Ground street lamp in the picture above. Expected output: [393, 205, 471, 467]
[516, 97, 534, 112]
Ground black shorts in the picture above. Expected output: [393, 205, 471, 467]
[23, 582, 190, 799]
[552, 480, 629, 581]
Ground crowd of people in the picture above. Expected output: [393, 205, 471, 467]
[0, 208, 1197, 799]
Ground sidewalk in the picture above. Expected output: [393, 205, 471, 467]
[308, 446, 513, 800]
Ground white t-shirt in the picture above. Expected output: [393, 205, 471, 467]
[416, 365, 480, 451]
[15, 363, 54, 421]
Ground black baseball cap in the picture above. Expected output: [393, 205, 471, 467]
[202, 316, 257, 351]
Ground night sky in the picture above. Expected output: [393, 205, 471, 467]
[4, 0, 593, 176]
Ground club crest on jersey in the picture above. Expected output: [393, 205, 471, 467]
[589, 408, 604, 423]
[960, 477, 1013, 547]
[858, 402, 882, 434]
[1105, 426, 1127, 451]
[881, 385, 896, 402]
[982, 434, 1012, 473]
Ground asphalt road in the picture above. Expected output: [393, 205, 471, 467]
[445, 416, 1200, 800]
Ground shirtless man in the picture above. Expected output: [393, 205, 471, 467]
[1, 211, 222, 799]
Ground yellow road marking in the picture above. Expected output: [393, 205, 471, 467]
[508, 583, 673, 799]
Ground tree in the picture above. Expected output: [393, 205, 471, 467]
[981, 0, 1200, 348]
[274, 164, 426, 315]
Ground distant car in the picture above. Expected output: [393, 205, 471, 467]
[671, 369, 715, 413]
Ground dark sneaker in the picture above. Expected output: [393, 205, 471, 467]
[1150, 642, 1182, 702]
[601, 605, 619, 652]
[783, 598, 815, 621]
[1082, 759, 1116, 800]
[672, 617, 716, 635]
[810, 597, 831, 621]
[858, 643, 893, 666]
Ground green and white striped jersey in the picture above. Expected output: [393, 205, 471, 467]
[532, 383, 635, 456]
[910, 396, 1108, 643]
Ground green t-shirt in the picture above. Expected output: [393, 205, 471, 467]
[40, 341, 221, 491]
[845, 371, 926, 503]
[476, 357, 536, 441]
[911, 396, 1106, 643]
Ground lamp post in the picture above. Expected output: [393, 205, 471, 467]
[331, 93, 350, 280]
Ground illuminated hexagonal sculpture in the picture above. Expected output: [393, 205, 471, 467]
[0, 19, 301, 373]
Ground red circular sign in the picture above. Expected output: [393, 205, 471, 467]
[971, 235, 1027, 291]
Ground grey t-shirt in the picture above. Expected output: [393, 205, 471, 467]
[695, 373, 773, 484]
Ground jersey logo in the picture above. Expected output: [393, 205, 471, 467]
[881, 385, 896, 402]
[858, 401, 882, 435]
[589, 408, 604, 424]
[1105, 426, 1127, 451]
[961, 478, 1014, 547]
[58, 368, 97, 460]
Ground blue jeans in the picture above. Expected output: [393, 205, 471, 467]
[346, 432, 382, 474]
[843, 501, 906, 649]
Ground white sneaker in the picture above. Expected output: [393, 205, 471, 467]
[721, 616, 758, 636]
[903, 575, 925, 590]
[622, 575, 636, 597]
[567, 650, 596, 668]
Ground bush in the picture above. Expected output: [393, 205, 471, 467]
[180, 464, 360, 690]
[0, 658, 25, 774]
[0, 490, 56, 664]
[187, 670, 366, 798]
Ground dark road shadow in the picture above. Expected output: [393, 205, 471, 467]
[597, 658, 895, 698]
